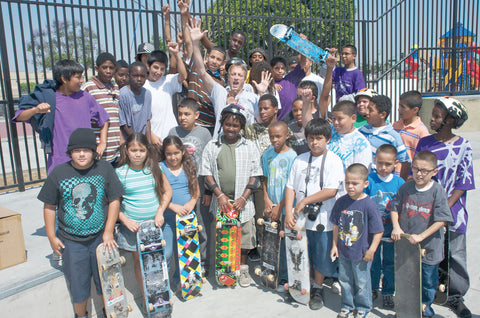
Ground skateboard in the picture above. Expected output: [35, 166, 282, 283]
[176, 212, 205, 300]
[215, 200, 241, 287]
[254, 213, 281, 290]
[394, 234, 426, 318]
[270, 24, 330, 66]
[434, 228, 450, 305]
[137, 220, 172, 318]
[281, 211, 310, 305]
[96, 243, 132, 318]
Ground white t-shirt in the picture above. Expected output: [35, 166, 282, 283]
[287, 151, 344, 231]
[328, 128, 372, 171]
[144, 74, 182, 139]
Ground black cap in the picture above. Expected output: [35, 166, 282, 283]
[67, 128, 97, 153]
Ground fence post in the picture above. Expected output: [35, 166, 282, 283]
[0, 5, 25, 191]
[361, 21, 367, 82]
[450, 0, 458, 95]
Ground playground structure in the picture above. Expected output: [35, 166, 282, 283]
[405, 23, 480, 93]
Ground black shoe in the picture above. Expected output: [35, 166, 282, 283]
[248, 248, 261, 262]
[383, 295, 394, 309]
[309, 287, 324, 310]
[448, 299, 472, 318]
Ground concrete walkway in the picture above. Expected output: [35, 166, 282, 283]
[1, 132, 479, 318]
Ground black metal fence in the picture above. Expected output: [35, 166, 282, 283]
[0, 0, 478, 191]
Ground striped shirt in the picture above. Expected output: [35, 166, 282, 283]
[359, 123, 409, 175]
[392, 117, 430, 161]
[82, 76, 121, 162]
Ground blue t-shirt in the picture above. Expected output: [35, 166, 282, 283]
[365, 173, 405, 226]
[160, 161, 192, 212]
[328, 127, 372, 171]
[330, 194, 384, 262]
[262, 147, 297, 212]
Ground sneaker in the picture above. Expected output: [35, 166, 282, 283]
[277, 279, 288, 293]
[309, 287, 324, 310]
[448, 298, 472, 318]
[372, 289, 379, 301]
[356, 311, 369, 318]
[239, 265, 251, 287]
[383, 295, 394, 309]
[331, 280, 341, 295]
[201, 265, 209, 278]
[248, 248, 261, 262]
[337, 309, 354, 318]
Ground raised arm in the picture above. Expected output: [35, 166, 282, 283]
[177, 0, 193, 60]
[319, 48, 337, 119]
[189, 17, 215, 94]
[167, 42, 187, 83]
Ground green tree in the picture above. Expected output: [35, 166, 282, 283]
[27, 20, 98, 70]
[204, 0, 355, 58]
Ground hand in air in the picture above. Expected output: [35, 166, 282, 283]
[188, 17, 207, 43]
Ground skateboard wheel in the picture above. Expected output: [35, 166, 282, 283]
[149, 303, 154, 311]
[296, 233, 302, 240]
[279, 230, 285, 238]
[421, 249, 426, 257]
[422, 304, 426, 312]
[119, 256, 126, 265]
[301, 288, 306, 295]
[126, 305, 133, 312]
[102, 264, 108, 271]
[198, 225, 203, 232]
[110, 313, 116, 318]
[184, 282, 190, 289]
[257, 218, 265, 226]
[284, 283, 289, 290]
[201, 277, 207, 284]
[271, 221, 278, 229]
[267, 274, 275, 282]
[179, 229, 186, 237]
[161, 239, 166, 247]
[254, 267, 261, 276]
[216, 221, 222, 229]
[439, 284, 446, 292]
[140, 244, 145, 252]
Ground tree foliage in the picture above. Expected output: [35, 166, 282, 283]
[204, 0, 355, 59]
[27, 20, 98, 70]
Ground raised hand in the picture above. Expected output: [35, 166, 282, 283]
[188, 17, 207, 43]
[251, 70, 272, 95]
[167, 42, 180, 55]
[177, 0, 190, 14]
[162, 3, 170, 16]
[326, 48, 338, 67]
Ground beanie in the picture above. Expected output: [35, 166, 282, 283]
[67, 128, 97, 153]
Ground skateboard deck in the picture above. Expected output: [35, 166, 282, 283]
[255, 214, 281, 290]
[176, 212, 204, 300]
[283, 212, 310, 305]
[434, 228, 450, 305]
[395, 234, 425, 318]
[96, 243, 132, 318]
[137, 220, 172, 318]
[270, 24, 330, 66]
[215, 200, 241, 287]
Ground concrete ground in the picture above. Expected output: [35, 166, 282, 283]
[1, 131, 479, 318]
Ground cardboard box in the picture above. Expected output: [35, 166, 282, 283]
[0, 206, 26, 270]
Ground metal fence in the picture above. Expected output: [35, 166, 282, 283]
[0, 0, 478, 191]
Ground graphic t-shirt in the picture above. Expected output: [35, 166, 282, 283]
[38, 160, 124, 242]
[330, 195, 383, 262]
[168, 126, 212, 169]
[332, 67, 366, 101]
[328, 127, 372, 171]
[415, 135, 475, 233]
[391, 181, 453, 265]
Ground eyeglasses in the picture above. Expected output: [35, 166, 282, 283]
[225, 57, 247, 73]
[412, 166, 436, 175]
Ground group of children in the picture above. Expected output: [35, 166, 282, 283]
[13, 11, 475, 318]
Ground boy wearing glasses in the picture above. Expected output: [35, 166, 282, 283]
[332, 45, 365, 102]
[391, 150, 452, 318]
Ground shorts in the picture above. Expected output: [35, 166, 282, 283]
[241, 218, 257, 250]
[62, 235, 103, 303]
[115, 222, 138, 252]
[307, 230, 337, 277]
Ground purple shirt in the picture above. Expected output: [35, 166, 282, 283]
[332, 67, 365, 101]
[415, 135, 475, 233]
[275, 63, 305, 120]
[48, 91, 109, 173]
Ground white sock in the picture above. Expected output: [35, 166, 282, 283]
[313, 282, 323, 289]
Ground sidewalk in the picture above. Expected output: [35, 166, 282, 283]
[1, 132, 479, 317]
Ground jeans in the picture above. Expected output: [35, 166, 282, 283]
[371, 223, 394, 295]
[162, 212, 177, 283]
[422, 263, 439, 317]
[339, 257, 373, 313]
[448, 231, 469, 300]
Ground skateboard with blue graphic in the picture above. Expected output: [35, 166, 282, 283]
[176, 212, 205, 300]
[137, 220, 172, 317]
[270, 24, 330, 66]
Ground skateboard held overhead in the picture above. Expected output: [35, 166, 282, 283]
[96, 243, 132, 318]
[137, 220, 172, 317]
[255, 213, 282, 290]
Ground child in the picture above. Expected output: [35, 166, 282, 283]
[284, 118, 344, 310]
[359, 95, 409, 179]
[13, 60, 109, 174]
[262, 121, 297, 288]
[365, 144, 405, 308]
[114, 60, 130, 89]
[118, 62, 152, 140]
[332, 45, 366, 102]
[354, 88, 378, 128]
[330, 163, 384, 318]
[328, 100, 372, 171]
[392, 90, 429, 162]
[415, 97, 474, 317]
[115, 133, 172, 308]
[287, 97, 310, 154]
[159, 136, 200, 285]
[37, 128, 124, 318]
[200, 104, 263, 287]
[82, 52, 122, 165]
[144, 47, 187, 145]
[391, 150, 453, 318]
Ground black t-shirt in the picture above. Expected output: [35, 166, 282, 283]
[38, 160, 125, 242]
